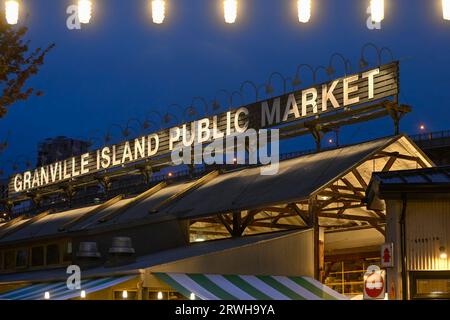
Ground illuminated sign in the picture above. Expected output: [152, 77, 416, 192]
[8, 62, 399, 195]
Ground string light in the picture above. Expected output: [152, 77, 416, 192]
[78, 0, 92, 24]
[297, 0, 311, 23]
[5, 0, 19, 25]
[444, 0, 450, 20]
[80, 290, 86, 298]
[370, 0, 384, 23]
[189, 292, 196, 300]
[152, 0, 165, 24]
[157, 291, 163, 300]
[224, 0, 237, 24]
[122, 290, 128, 299]
[44, 291, 50, 300]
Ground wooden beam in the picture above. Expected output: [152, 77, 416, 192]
[369, 223, 386, 237]
[341, 178, 364, 197]
[382, 156, 397, 172]
[352, 168, 368, 189]
[319, 190, 364, 201]
[320, 203, 366, 212]
[99, 181, 167, 223]
[318, 212, 385, 224]
[217, 214, 233, 235]
[149, 170, 219, 213]
[289, 203, 309, 225]
[59, 194, 124, 231]
[0, 210, 51, 240]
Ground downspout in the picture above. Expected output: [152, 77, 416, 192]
[400, 194, 408, 300]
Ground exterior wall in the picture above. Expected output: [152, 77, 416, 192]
[385, 198, 450, 300]
[145, 230, 314, 280]
[406, 200, 450, 271]
[73, 219, 189, 267]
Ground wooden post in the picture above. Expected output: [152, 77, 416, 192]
[309, 196, 320, 280]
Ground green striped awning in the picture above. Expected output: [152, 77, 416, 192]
[0, 275, 135, 300]
[154, 273, 347, 300]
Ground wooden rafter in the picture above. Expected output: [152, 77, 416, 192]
[318, 212, 385, 224]
[382, 156, 397, 172]
[351, 168, 368, 189]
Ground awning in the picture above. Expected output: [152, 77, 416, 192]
[0, 275, 135, 300]
[154, 273, 347, 300]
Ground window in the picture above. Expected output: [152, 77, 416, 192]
[4, 251, 15, 270]
[15, 248, 28, 268]
[410, 271, 450, 299]
[46, 244, 60, 265]
[62, 242, 72, 263]
[31, 246, 45, 267]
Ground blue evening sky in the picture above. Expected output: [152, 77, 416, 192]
[1, 0, 449, 175]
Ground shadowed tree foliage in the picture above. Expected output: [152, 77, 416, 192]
[0, 20, 54, 119]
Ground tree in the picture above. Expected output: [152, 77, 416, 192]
[0, 20, 54, 176]
[0, 20, 54, 119]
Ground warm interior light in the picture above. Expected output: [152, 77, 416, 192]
[80, 290, 86, 298]
[152, 0, 165, 24]
[444, 0, 450, 20]
[5, 0, 19, 25]
[44, 291, 50, 300]
[224, 0, 237, 24]
[122, 290, 128, 299]
[189, 292, 196, 300]
[157, 291, 163, 300]
[297, 0, 311, 23]
[78, 0, 92, 24]
[370, 0, 384, 23]
[440, 247, 447, 259]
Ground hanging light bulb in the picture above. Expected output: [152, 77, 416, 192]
[157, 291, 163, 300]
[5, 0, 19, 25]
[78, 0, 92, 24]
[44, 291, 50, 300]
[370, 0, 384, 23]
[152, 0, 165, 24]
[189, 292, 196, 300]
[224, 0, 237, 24]
[297, 0, 311, 23]
[80, 290, 86, 299]
[443, 0, 450, 20]
[122, 290, 128, 299]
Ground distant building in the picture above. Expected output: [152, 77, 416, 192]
[37, 136, 90, 167]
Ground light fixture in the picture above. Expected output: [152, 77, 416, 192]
[152, 0, 165, 24]
[80, 290, 86, 299]
[297, 0, 311, 23]
[122, 290, 128, 299]
[168, 172, 173, 177]
[443, 0, 450, 20]
[419, 124, 425, 131]
[440, 246, 447, 260]
[44, 291, 50, 300]
[224, 0, 237, 24]
[78, 0, 92, 24]
[5, 0, 19, 25]
[370, 0, 384, 23]
[328, 138, 333, 144]
[157, 291, 163, 300]
[189, 292, 196, 300]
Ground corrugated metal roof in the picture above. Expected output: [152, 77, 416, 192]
[372, 166, 450, 185]
[163, 136, 398, 219]
[0, 135, 409, 243]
